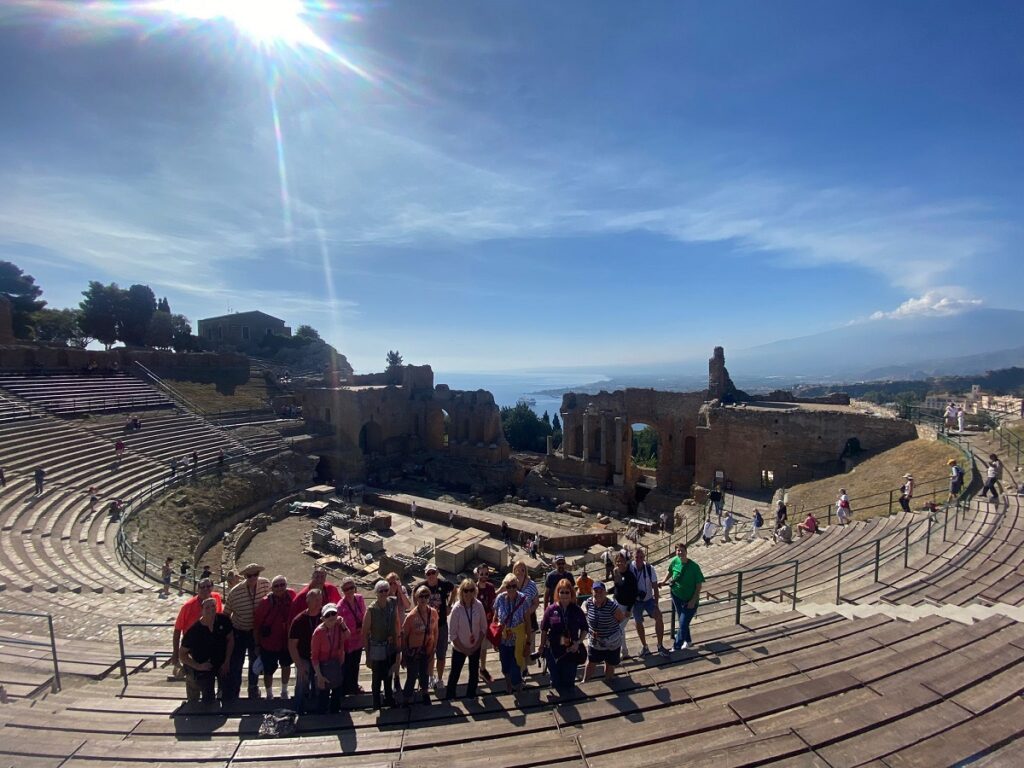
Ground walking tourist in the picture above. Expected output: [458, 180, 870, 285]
[956, 404, 965, 432]
[224, 562, 270, 700]
[722, 509, 735, 541]
[169, 456, 178, 478]
[630, 548, 668, 657]
[610, 551, 637, 659]
[287, 588, 322, 713]
[540, 577, 587, 700]
[661, 543, 705, 651]
[179, 597, 233, 706]
[254, 575, 296, 699]
[982, 454, 1003, 501]
[290, 567, 342, 621]
[410, 499, 417, 523]
[446, 578, 487, 699]
[775, 499, 788, 527]
[114, 439, 125, 463]
[337, 576, 367, 695]
[363, 580, 401, 710]
[33, 466, 45, 495]
[310, 602, 350, 713]
[475, 564, 497, 682]
[582, 582, 625, 682]
[603, 546, 614, 580]
[701, 515, 716, 546]
[401, 586, 438, 705]
[836, 489, 852, 525]
[493, 574, 530, 695]
[416, 564, 455, 693]
[171, 578, 223, 679]
[386, 571, 411, 692]
[899, 474, 914, 513]
[501, 519, 511, 548]
[709, 485, 724, 522]
[178, 560, 189, 595]
[748, 508, 764, 540]
[948, 459, 965, 503]
[161, 557, 173, 598]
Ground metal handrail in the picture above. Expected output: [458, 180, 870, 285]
[117, 622, 175, 685]
[0, 609, 61, 692]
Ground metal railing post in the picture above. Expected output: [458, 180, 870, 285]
[888, 490, 894, 515]
[942, 504, 949, 542]
[827, 503, 832, 526]
[874, 539, 881, 583]
[735, 571, 744, 625]
[925, 513, 932, 555]
[791, 560, 799, 610]
[835, 551, 843, 603]
[903, 523, 910, 568]
[670, 599, 676, 639]
[47, 613, 61, 693]
[118, 624, 128, 681]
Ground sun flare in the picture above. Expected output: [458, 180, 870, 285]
[151, 0, 331, 52]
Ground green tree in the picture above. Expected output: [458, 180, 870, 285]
[120, 284, 157, 346]
[552, 413, 561, 431]
[145, 310, 174, 348]
[79, 281, 123, 348]
[295, 324, 321, 341]
[386, 350, 403, 369]
[501, 400, 552, 452]
[0, 260, 47, 338]
[541, 410, 551, 426]
[33, 307, 88, 347]
[632, 425, 659, 467]
[170, 313, 194, 352]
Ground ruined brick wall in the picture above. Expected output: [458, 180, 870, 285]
[0, 344, 249, 380]
[695, 404, 917, 491]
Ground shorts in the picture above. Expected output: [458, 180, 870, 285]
[162, 575, 171, 587]
[632, 598, 659, 623]
[435, 624, 449, 661]
[258, 648, 292, 675]
[587, 644, 621, 666]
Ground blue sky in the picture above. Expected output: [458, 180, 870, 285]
[1, 1, 1021, 373]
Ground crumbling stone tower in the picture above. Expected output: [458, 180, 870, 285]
[708, 346, 738, 402]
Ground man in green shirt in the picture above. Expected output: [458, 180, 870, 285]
[660, 543, 705, 651]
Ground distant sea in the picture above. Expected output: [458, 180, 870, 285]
[436, 371, 609, 416]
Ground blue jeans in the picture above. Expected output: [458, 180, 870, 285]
[545, 648, 578, 694]
[225, 628, 258, 701]
[672, 596, 698, 648]
[292, 660, 316, 713]
[498, 644, 522, 689]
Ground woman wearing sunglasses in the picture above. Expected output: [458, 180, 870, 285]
[493, 573, 531, 695]
[400, 587, 438, 704]
[539, 578, 587, 700]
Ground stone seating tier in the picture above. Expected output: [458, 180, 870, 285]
[0, 371, 175, 416]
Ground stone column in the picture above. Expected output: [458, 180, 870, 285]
[582, 417, 590, 464]
[561, 413, 571, 458]
[546, 435, 553, 455]
[613, 417, 624, 486]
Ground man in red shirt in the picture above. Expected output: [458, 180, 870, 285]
[290, 567, 342, 621]
[171, 578, 223, 678]
[254, 575, 297, 700]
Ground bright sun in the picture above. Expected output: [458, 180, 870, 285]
[153, 0, 331, 52]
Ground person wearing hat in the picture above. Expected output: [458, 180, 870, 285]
[981, 454, 1003, 502]
[581, 581, 626, 682]
[947, 459, 965, 503]
[544, 555, 571, 609]
[310, 602, 351, 713]
[415, 564, 454, 693]
[898, 474, 914, 514]
[224, 563, 270, 701]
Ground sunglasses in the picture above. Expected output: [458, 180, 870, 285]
[464, 587, 477, 593]
[416, 594, 430, 600]
[342, 585, 355, 591]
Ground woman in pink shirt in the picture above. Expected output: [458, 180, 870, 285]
[400, 587, 438, 705]
[445, 578, 488, 699]
[337, 576, 367, 695]
[310, 602, 350, 713]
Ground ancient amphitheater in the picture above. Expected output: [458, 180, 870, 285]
[0, 362, 1022, 768]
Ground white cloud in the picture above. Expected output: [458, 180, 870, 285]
[868, 291, 983, 321]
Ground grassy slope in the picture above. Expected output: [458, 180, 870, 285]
[166, 377, 275, 413]
[784, 438, 960, 519]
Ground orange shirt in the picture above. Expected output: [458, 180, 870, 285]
[576, 574, 594, 597]
[173, 592, 223, 632]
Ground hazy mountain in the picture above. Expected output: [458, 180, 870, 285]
[727, 308, 1024, 381]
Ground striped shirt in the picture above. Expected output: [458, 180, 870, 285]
[583, 597, 622, 648]
[225, 578, 270, 631]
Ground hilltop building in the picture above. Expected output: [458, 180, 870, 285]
[197, 311, 291, 345]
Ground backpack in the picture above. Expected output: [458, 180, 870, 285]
[753, 510, 763, 527]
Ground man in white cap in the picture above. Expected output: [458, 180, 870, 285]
[898, 474, 914, 513]
[224, 562, 270, 700]
[416, 564, 454, 692]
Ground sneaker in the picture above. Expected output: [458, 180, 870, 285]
[480, 669, 493, 683]
[658, 646, 670, 657]
[433, 677, 443, 692]
[639, 646, 651, 657]
[248, 686, 261, 699]
[622, 652, 632, 660]
[265, 687, 273, 699]
[680, 641, 690, 650]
